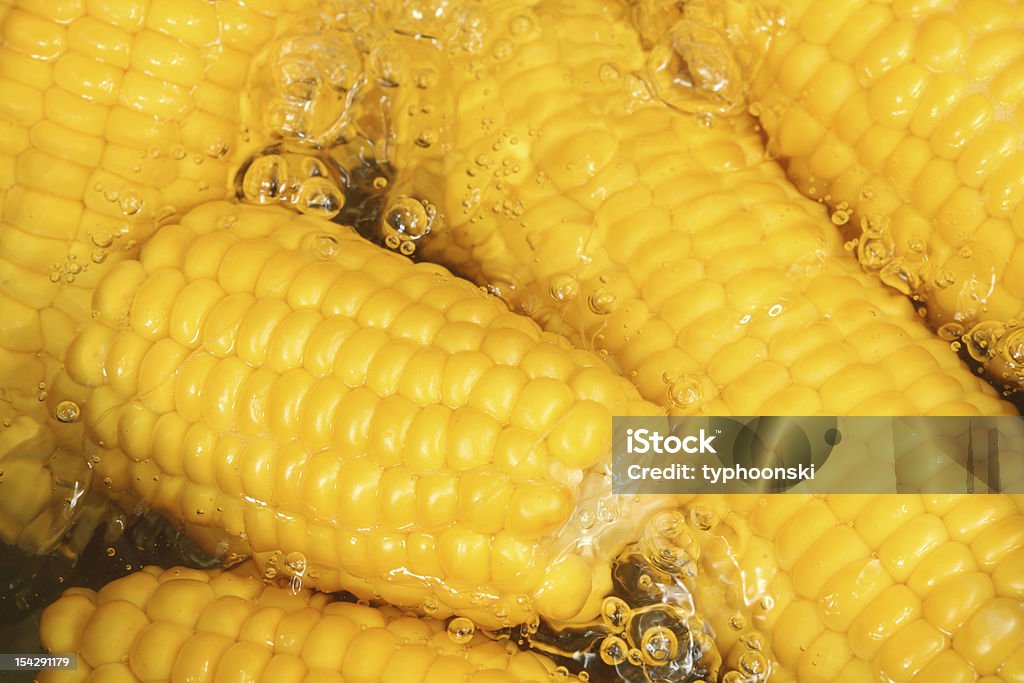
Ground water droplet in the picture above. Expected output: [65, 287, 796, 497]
[106, 547, 116, 557]
[297, 177, 344, 219]
[588, 287, 618, 315]
[728, 614, 746, 631]
[601, 596, 630, 631]
[399, 240, 416, 256]
[415, 128, 437, 148]
[384, 233, 402, 250]
[422, 596, 439, 615]
[551, 666, 569, 681]
[447, 616, 475, 644]
[372, 176, 388, 190]
[549, 275, 579, 303]
[626, 648, 644, 666]
[599, 636, 628, 666]
[55, 400, 81, 424]
[641, 626, 678, 666]
[959, 246, 973, 259]
[171, 145, 187, 160]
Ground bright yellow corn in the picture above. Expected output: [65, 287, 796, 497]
[0, 0, 301, 425]
[378, 0, 1012, 417]
[54, 199, 663, 628]
[5, 1, 1024, 682]
[680, 493, 1024, 683]
[747, 0, 1024, 387]
[38, 563, 582, 683]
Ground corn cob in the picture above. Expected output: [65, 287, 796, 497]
[0, 0, 304, 428]
[680, 493, 1024, 683]
[373, 0, 1013, 417]
[53, 198, 665, 628]
[745, 0, 1024, 388]
[38, 562, 583, 683]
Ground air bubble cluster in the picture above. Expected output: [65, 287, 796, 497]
[241, 153, 345, 220]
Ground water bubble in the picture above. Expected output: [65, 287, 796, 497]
[934, 271, 956, 289]
[722, 672, 746, 683]
[599, 63, 621, 83]
[599, 636, 628, 666]
[601, 596, 630, 631]
[242, 154, 290, 204]
[447, 617, 475, 644]
[830, 208, 851, 226]
[640, 626, 678, 666]
[937, 322, 964, 341]
[588, 287, 619, 315]
[728, 614, 746, 631]
[667, 376, 703, 408]
[963, 321, 1005, 362]
[297, 177, 344, 219]
[55, 400, 81, 424]
[551, 666, 569, 681]
[492, 39, 513, 60]
[626, 648, 644, 666]
[859, 212, 889, 239]
[422, 596, 439, 615]
[106, 547, 116, 557]
[284, 551, 307, 576]
[999, 329, 1024, 367]
[645, 20, 744, 115]
[372, 176, 388, 190]
[858, 238, 892, 268]
[578, 509, 595, 529]
[742, 632, 765, 651]
[689, 507, 718, 531]
[384, 233, 402, 250]
[205, 137, 229, 159]
[415, 67, 438, 89]
[879, 258, 920, 296]
[298, 157, 328, 178]
[91, 231, 114, 249]
[399, 240, 416, 256]
[383, 196, 432, 241]
[739, 650, 769, 676]
[509, 14, 533, 35]
[415, 128, 438, 148]
[549, 275, 579, 303]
